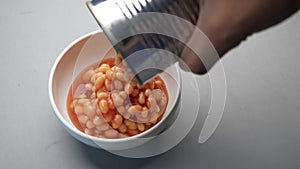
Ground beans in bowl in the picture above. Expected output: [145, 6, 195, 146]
[67, 57, 168, 138]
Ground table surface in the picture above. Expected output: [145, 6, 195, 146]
[1, 1, 300, 169]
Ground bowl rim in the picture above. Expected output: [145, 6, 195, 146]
[48, 30, 182, 143]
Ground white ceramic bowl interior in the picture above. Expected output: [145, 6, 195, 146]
[49, 31, 181, 150]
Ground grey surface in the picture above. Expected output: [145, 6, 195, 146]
[1, 0, 300, 169]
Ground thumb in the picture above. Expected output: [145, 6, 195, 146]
[180, 45, 207, 74]
[180, 25, 221, 74]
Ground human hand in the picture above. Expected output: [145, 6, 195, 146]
[181, 0, 300, 74]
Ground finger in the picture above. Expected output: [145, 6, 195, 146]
[179, 46, 207, 74]
[180, 24, 221, 75]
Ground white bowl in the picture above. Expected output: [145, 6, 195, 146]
[48, 31, 181, 150]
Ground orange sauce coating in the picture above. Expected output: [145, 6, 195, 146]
[66, 58, 168, 138]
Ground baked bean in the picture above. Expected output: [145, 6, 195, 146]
[144, 89, 151, 97]
[72, 100, 78, 105]
[104, 129, 118, 138]
[113, 80, 123, 90]
[150, 118, 158, 124]
[138, 92, 145, 104]
[112, 114, 123, 129]
[103, 110, 114, 122]
[84, 128, 94, 135]
[125, 83, 134, 95]
[93, 72, 103, 84]
[93, 116, 103, 126]
[111, 66, 120, 72]
[111, 93, 117, 99]
[116, 71, 125, 81]
[128, 130, 139, 136]
[83, 101, 91, 107]
[85, 83, 93, 91]
[78, 115, 89, 124]
[123, 112, 131, 119]
[78, 94, 87, 99]
[81, 101, 90, 108]
[140, 117, 150, 123]
[90, 74, 96, 83]
[74, 105, 83, 115]
[95, 74, 106, 90]
[116, 106, 126, 114]
[96, 123, 109, 131]
[155, 79, 162, 86]
[99, 99, 109, 114]
[84, 104, 96, 118]
[119, 91, 127, 100]
[128, 105, 142, 115]
[142, 107, 148, 111]
[124, 119, 137, 130]
[111, 66, 116, 71]
[94, 129, 101, 135]
[137, 123, 145, 132]
[118, 124, 127, 133]
[97, 91, 108, 100]
[112, 93, 124, 106]
[98, 64, 110, 73]
[105, 79, 112, 91]
[105, 69, 114, 80]
[123, 73, 130, 82]
[96, 72, 104, 78]
[107, 99, 115, 110]
[86, 120, 95, 129]
[141, 107, 148, 118]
